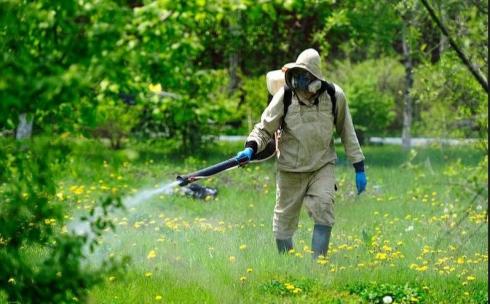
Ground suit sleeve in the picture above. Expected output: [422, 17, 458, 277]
[334, 86, 365, 164]
[246, 88, 285, 153]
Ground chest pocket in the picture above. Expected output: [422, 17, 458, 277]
[279, 93, 334, 169]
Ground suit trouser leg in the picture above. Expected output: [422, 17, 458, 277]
[273, 170, 308, 252]
[304, 163, 336, 258]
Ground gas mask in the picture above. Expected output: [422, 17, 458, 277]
[291, 70, 321, 94]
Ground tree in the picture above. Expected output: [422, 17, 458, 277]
[400, 0, 416, 150]
[412, 0, 488, 140]
[0, 1, 92, 138]
[420, 0, 488, 94]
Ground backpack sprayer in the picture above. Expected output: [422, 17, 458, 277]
[176, 69, 285, 187]
[176, 68, 292, 187]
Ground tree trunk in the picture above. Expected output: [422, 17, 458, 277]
[229, 52, 239, 93]
[228, 10, 241, 94]
[16, 113, 33, 140]
[401, 18, 413, 151]
[437, 1, 447, 56]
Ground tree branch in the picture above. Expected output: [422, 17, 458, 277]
[419, 0, 489, 94]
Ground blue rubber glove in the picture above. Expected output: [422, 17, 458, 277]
[356, 171, 367, 194]
[235, 147, 253, 163]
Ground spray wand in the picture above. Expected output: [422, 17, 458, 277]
[176, 156, 248, 186]
[176, 140, 276, 187]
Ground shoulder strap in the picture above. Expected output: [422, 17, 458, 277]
[281, 82, 336, 129]
[321, 81, 337, 125]
[281, 85, 292, 129]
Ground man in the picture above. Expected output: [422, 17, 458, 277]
[236, 49, 366, 259]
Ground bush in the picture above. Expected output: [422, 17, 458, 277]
[0, 138, 127, 303]
[92, 98, 142, 150]
[240, 75, 270, 134]
[329, 58, 404, 137]
[412, 53, 487, 138]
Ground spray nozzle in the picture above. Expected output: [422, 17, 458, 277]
[176, 175, 190, 187]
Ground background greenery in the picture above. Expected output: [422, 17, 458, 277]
[1, 0, 487, 147]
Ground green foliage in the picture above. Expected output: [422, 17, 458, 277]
[316, 0, 400, 59]
[240, 75, 269, 133]
[347, 282, 427, 304]
[0, 138, 127, 303]
[413, 53, 488, 138]
[331, 58, 403, 136]
[1, 0, 487, 145]
[92, 99, 142, 149]
[140, 69, 237, 151]
[0, 0, 96, 133]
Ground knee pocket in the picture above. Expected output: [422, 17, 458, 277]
[304, 195, 335, 226]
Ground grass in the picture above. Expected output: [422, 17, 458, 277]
[49, 139, 487, 303]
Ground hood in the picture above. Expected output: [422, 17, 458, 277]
[284, 48, 325, 88]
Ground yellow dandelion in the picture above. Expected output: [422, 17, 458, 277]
[239, 244, 247, 250]
[285, 283, 295, 290]
[382, 244, 392, 252]
[108, 276, 116, 282]
[229, 256, 236, 263]
[375, 252, 388, 260]
[293, 288, 302, 294]
[240, 276, 247, 282]
[70, 185, 84, 195]
[466, 275, 476, 281]
[155, 295, 162, 301]
[144, 272, 153, 277]
[8, 278, 15, 284]
[422, 246, 431, 254]
[149, 83, 162, 93]
[147, 250, 157, 259]
[246, 268, 253, 273]
[417, 265, 428, 272]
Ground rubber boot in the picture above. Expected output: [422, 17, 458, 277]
[276, 238, 293, 254]
[311, 224, 332, 259]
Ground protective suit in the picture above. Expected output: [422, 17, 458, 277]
[244, 48, 365, 258]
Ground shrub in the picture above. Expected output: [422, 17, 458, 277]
[329, 58, 403, 137]
[0, 138, 127, 303]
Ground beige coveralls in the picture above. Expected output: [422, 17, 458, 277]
[247, 84, 364, 239]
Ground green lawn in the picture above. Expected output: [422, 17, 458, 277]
[56, 140, 487, 303]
